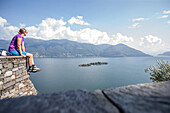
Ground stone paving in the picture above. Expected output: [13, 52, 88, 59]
[0, 81, 170, 113]
[103, 80, 170, 113]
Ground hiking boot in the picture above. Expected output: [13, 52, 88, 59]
[27, 65, 40, 73]
[27, 66, 33, 74]
[32, 65, 41, 72]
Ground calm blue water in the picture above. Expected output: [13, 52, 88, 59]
[30, 57, 170, 93]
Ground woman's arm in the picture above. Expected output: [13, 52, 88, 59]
[17, 37, 25, 57]
[22, 42, 25, 52]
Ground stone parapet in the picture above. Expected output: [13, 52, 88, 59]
[0, 80, 169, 113]
[103, 80, 170, 113]
[0, 56, 37, 99]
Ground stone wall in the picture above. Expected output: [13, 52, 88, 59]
[0, 56, 37, 99]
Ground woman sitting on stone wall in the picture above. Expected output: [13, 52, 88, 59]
[8, 28, 40, 73]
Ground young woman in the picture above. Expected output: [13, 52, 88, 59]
[9, 28, 40, 73]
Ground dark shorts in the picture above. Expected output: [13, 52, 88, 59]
[10, 50, 27, 56]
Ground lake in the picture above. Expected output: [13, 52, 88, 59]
[30, 57, 170, 93]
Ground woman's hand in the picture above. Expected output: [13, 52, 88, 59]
[21, 54, 26, 57]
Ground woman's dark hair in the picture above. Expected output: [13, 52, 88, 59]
[18, 28, 27, 34]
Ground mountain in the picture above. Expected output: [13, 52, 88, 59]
[0, 38, 151, 57]
[99, 43, 149, 57]
[0, 39, 10, 50]
[158, 51, 170, 56]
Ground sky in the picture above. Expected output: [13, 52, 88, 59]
[0, 0, 170, 55]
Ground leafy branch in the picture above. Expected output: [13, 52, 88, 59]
[145, 60, 170, 82]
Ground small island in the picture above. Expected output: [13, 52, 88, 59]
[79, 62, 108, 67]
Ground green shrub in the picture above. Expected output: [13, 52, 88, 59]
[145, 60, 170, 82]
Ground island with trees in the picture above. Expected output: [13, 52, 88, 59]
[79, 62, 108, 67]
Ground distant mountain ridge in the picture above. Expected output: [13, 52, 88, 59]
[0, 38, 151, 57]
[158, 51, 170, 56]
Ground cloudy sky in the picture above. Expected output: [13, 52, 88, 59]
[0, 0, 170, 55]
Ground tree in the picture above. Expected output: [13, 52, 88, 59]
[145, 60, 170, 82]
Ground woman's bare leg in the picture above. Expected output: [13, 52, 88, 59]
[32, 56, 35, 65]
[26, 53, 40, 72]
[26, 53, 34, 66]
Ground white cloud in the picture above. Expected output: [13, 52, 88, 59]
[0, 17, 8, 27]
[163, 10, 170, 14]
[167, 21, 170, 24]
[139, 38, 144, 46]
[132, 18, 145, 22]
[20, 24, 26, 28]
[111, 33, 134, 44]
[0, 25, 19, 40]
[145, 35, 162, 44]
[23, 17, 109, 44]
[130, 17, 148, 29]
[139, 35, 164, 54]
[128, 23, 140, 28]
[25, 26, 40, 38]
[22, 18, 133, 45]
[68, 16, 90, 26]
[77, 16, 83, 19]
[76, 28, 110, 44]
[0, 17, 19, 40]
[0, 16, 135, 45]
[38, 18, 67, 39]
[160, 10, 170, 25]
[160, 15, 168, 18]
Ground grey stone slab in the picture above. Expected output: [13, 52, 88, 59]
[0, 85, 2, 90]
[19, 64, 24, 67]
[16, 77, 23, 83]
[4, 71, 12, 77]
[18, 83, 26, 89]
[4, 77, 11, 83]
[14, 65, 18, 68]
[20, 60, 26, 63]
[0, 64, 2, 69]
[7, 63, 13, 69]
[15, 70, 22, 75]
[22, 72, 26, 76]
[0, 74, 4, 79]
[22, 75, 29, 80]
[93, 89, 120, 113]
[103, 81, 170, 113]
[23, 70, 27, 73]
[3, 64, 8, 68]
[0, 81, 3, 85]
[0, 56, 23, 59]
[1, 68, 6, 73]
[12, 68, 18, 72]
[0, 61, 7, 63]
[1, 92, 9, 99]
[9, 88, 15, 93]
[14, 62, 19, 65]
[3, 81, 15, 89]
[15, 74, 23, 79]
[18, 66, 25, 69]
[0, 90, 111, 113]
